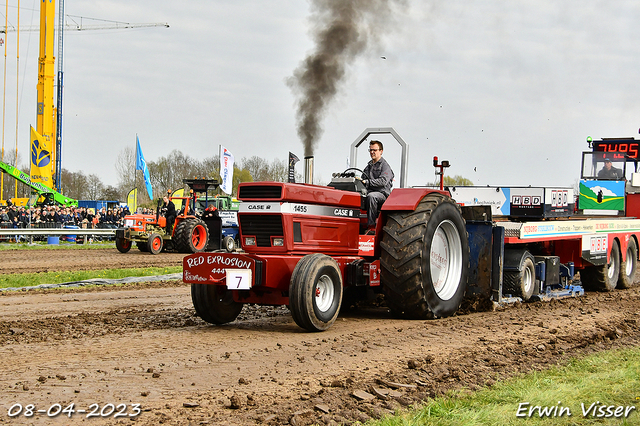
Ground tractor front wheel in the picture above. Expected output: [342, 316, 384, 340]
[289, 253, 343, 332]
[191, 284, 243, 324]
[148, 233, 163, 255]
[115, 237, 131, 253]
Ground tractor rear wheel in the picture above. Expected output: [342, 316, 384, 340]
[175, 218, 209, 253]
[380, 193, 469, 319]
[289, 253, 343, 332]
[581, 239, 620, 292]
[191, 284, 243, 324]
[618, 238, 637, 289]
[115, 237, 131, 253]
[148, 233, 163, 255]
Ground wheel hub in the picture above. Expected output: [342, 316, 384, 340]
[315, 275, 334, 313]
[429, 220, 463, 301]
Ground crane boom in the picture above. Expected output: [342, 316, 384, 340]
[1, 21, 170, 33]
[0, 160, 77, 206]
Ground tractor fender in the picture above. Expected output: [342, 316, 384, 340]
[381, 188, 450, 211]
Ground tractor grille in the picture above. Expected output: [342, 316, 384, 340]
[239, 214, 283, 247]
[238, 185, 282, 199]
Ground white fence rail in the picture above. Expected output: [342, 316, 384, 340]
[0, 228, 116, 236]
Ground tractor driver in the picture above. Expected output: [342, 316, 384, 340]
[361, 140, 394, 235]
[598, 159, 622, 180]
[202, 203, 220, 220]
[162, 195, 176, 233]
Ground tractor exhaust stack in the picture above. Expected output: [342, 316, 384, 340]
[304, 156, 314, 184]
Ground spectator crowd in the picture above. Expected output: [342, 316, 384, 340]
[0, 205, 134, 230]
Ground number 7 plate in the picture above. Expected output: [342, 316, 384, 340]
[226, 269, 252, 290]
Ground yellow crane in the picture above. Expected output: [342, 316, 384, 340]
[0, 1, 168, 201]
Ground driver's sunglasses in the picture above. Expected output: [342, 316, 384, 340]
[368, 149, 380, 152]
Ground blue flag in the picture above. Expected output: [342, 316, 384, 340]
[136, 136, 153, 200]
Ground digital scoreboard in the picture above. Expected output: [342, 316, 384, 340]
[592, 138, 640, 160]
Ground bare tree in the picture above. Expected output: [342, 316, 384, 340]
[1, 149, 27, 200]
[241, 156, 271, 182]
[115, 146, 136, 197]
[86, 174, 105, 200]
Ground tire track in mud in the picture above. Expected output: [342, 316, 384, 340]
[1, 249, 640, 425]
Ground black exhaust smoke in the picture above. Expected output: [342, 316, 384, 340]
[288, 0, 406, 157]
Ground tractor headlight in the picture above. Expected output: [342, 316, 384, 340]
[245, 237, 256, 246]
[272, 238, 284, 247]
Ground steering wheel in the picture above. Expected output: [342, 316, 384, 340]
[341, 167, 369, 180]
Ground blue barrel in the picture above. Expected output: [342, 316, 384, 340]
[47, 236, 60, 245]
[64, 225, 79, 242]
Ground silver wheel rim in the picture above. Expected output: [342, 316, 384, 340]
[626, 246, 634, 276]
[608, 252, 617, 280]
[315, 275, 334, 313]
[523, 264, 533, 294]
[430, 219, 463, 301]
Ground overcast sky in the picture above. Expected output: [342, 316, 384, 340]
[1, 0, 640, 191]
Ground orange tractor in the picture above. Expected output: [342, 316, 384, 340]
[115, 179, 221, 254]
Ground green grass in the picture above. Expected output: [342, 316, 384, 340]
[0, 266, 182, 289]
[370, 347, 640, 426]
[0, 241, 115, 250]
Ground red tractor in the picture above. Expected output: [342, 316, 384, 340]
[183, 129, 470, 331]
[115, 179, 215, 255]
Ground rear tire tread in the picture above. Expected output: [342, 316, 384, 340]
[380, 193, 469, 319]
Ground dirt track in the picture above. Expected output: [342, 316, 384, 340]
[1, 248, 640, 425]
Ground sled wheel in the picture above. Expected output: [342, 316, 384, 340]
[380, 193, 469, 319]
[503, 251, 538, 301]
[289, 253, 343, 332]
[582, 239, 620, 292]
[176, 218, 210, 253]
[115, 237, 131, 253]
[618, 238, 637, 289]
[191, 284, 243, 324]
[148, 233, 163, 255]
[223, 236, 236, 252]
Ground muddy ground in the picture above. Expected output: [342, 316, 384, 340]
[0, 248, 639, 425]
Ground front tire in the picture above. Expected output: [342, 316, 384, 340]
[191, 284, 243, 324]
[148, 233, 163, 255]
[582, 239, 620, 292]
[115, 237, 131, 253]
[618, 238, 637, 289]
[289, 253, 343, 332]
[380, 193, 469, 319]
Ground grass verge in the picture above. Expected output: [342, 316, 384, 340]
[370, 347, 640, 426]
[0, 266, 182, 289]
[0, 241, 115, 250]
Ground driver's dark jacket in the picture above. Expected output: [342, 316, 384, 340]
[363, 157, 394, 197]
